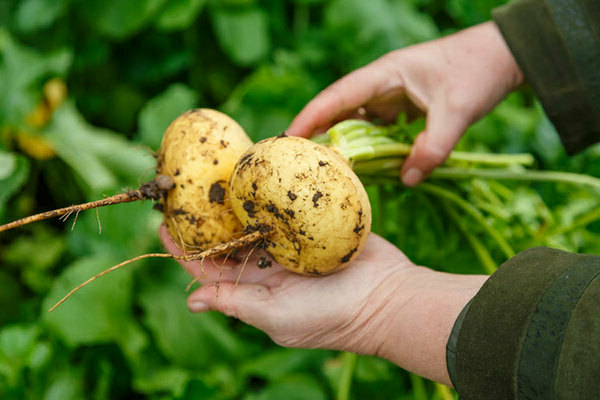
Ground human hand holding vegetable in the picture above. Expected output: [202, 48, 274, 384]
[160, 225, 487, 386]
[287, 21, 523, 186]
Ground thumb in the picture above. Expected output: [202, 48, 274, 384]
[400, 104, 470, 186]
[187, 282, 273, 328]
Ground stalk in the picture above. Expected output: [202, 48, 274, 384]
[344, 142, 534, 166]
[419, 183, 515, 259]
[433, 168, 600, 191]
[326, 119, 535, 167]
[353, 161, 600, 191]
[442, 200, 498, 274]
[336, 352, 357, 400]
[323, 120, 600, 191]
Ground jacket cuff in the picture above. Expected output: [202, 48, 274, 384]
[492, 0, 600, 153]
[446, 247, 600, 399]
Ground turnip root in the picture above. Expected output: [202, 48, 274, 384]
[229, 135, 372, 275]
[157, 109, 253, 251]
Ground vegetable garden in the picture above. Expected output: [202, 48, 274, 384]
[2, 0, 600, 399]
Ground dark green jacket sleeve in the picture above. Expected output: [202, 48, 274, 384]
[492, 0, 600, 153]
[446, 247, 600, 399]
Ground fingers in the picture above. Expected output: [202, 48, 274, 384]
[400, 102, 470, 186]
[187, 281, 274, 330]
[287, 57, 401, 138]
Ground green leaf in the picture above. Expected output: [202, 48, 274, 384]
[181, 379, 222, 399]
[446, 0, 509, 26]
[42, 367, 84, 400]
[0, 271, 22, 325]
[155, 0, 206, 31]
[0, 29, 72, 125]
[132, 362, 191, 397]
[13, 0, 69, 33]
[0, 151, 30, 220]
[43, 101, 155, 195]
[42, 254, 147, 351]
[324, 0, 437, 69]
[137, 83, 200, 149]
[138, 267, 244, 369]
[0, 324, 39, 364]
[0, 325, 38, 393]
[241, 348, 325, 382]
[3, 226, 66, 293]
[3, 226, 65, 270]
[0, 151, 15, 179]
[65, 194, 161, 263]
[245, 374, 328, 400]
[390, 1, 440, 43]
[222, 52, 320, 141]
[211, 6, 270, 66]
[77, 0, 168, 39]
[28, 341, 53, 371]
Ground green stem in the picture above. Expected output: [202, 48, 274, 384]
[432, 167, 600, 191]
[337, 352, 357, 400]
[442, 200, 497, 274]
[352, 161, 600, 192]
[537, 206, 600, 241]
[419, 183, 515, 259]
[327, 119, 534, 167]
[434, 383, 456, 400]
[325, 119, 600, 192]
[410, 374, 429, 400]
[337, 143, 534, 166]
[375, 186, 386, 234]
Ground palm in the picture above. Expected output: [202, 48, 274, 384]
[159, 225, 414, 350]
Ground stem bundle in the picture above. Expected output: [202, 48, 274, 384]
[323, 119, 600, 191]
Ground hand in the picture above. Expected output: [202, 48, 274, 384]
[287, 22, 523, 186]
[159, 224, 415, 351]
[159, 225, 487, 385]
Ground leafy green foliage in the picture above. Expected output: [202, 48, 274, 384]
[43, 101, 155, 194]
[0, 152, 29, 220]
[0, 0, 598, 399]
[211, 4, 271, 66]
[137, 83, 200, 149]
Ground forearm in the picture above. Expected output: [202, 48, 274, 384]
[356, 266, 488, 386]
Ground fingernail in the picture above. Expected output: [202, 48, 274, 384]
[189, 301, 209, 312]
[402, 167, 423, 186]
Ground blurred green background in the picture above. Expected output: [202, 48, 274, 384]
[1, 0, 600, 399]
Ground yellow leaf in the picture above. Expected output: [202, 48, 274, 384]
[16, 130, 56, 160]
[26, 102, 51, 128]
[44, 78, 68, 111]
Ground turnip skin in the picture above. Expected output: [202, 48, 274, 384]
[229, 136, 372, 275]
[157, 109, 253, 251]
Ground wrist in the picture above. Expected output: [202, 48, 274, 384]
[483, 21, 525, 91]
[364, 266, 488, 385]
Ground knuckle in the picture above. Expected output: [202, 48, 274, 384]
[444, 92, 470, 115]
[220, 303, 239, 319]
[419, 145, 450, 167]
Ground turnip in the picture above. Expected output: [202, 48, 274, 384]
[157, 108, 253, 251]
[229, 135, 371, 275]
